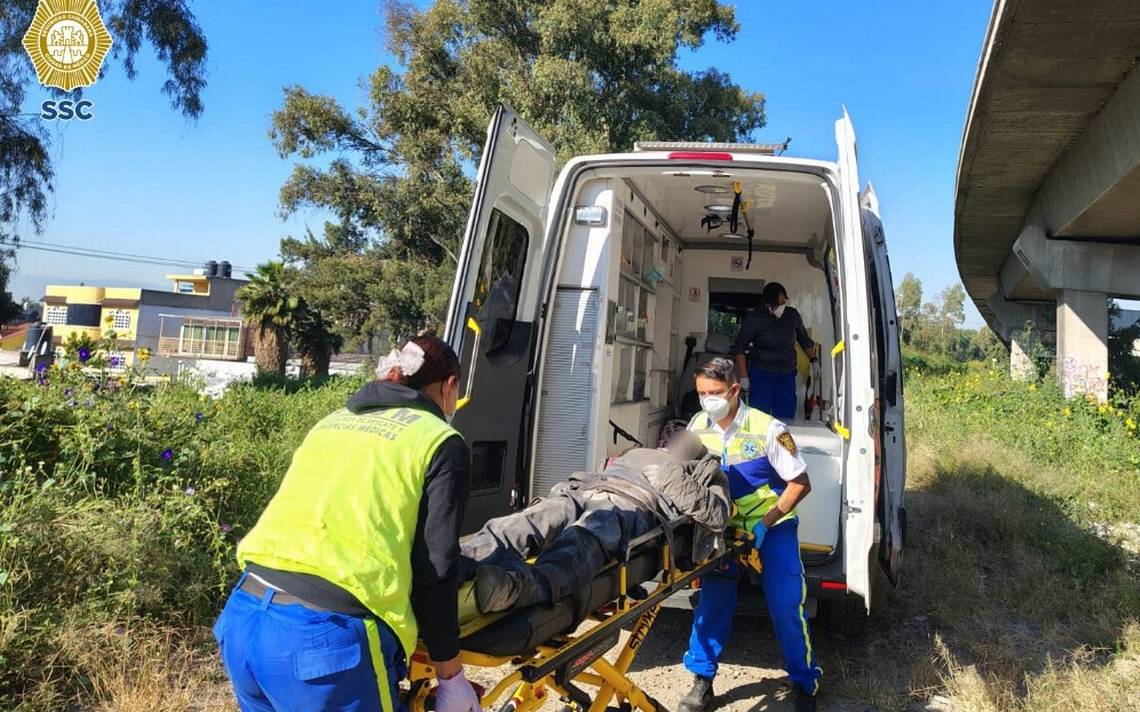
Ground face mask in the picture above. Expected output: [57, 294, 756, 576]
[772, 304, 787, 318]
[442, 381, 458, 424]
[701, 394, 732, 420]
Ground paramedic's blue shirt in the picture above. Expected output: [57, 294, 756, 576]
[733, 307, 814, 374]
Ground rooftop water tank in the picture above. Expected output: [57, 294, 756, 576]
[205, 260, 218, 277]
[218, 260, 232, 279]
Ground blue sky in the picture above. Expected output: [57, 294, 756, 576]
[11, 0, 993, 325]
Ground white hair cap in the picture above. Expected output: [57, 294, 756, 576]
[375, 341, 426, 380]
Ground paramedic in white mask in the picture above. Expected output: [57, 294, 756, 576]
[732, 282, 818, 419]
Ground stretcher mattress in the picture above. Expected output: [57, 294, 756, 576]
[456, 526, 696, 657]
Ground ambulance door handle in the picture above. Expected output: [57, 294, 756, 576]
[831, 340, 850, 440]
[456, 317, 482, 411]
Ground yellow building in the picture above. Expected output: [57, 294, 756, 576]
[41, 265, 249, 368]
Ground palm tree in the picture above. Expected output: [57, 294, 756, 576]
[292, 301, 343, 378]
[236, 261, 298, 375]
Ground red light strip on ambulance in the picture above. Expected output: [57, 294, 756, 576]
[667, 151, 733, 161]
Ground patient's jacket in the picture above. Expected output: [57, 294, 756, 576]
[572, 449, 730, 562]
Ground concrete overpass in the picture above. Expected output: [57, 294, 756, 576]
[955, 0, 1140, 400]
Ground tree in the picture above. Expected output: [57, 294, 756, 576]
[972, 325, 1008, 364]
[291, 300, 344, 378]
[896, 273, 922, 345]
[270, 0, 766, 342]
[236, 261, 299, 375]
[1108, 301, 1140, 392]
[1, 1, 207, 280]
[0, 248, 18, 325]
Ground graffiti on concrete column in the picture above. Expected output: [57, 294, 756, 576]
[1060, 357, 1107, 397]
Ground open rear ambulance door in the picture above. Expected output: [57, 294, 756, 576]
[861, 185, 907, 586]
[444, 104, 556, 533]
[835, 109, 877, 609]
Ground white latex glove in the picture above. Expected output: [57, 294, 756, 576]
[435, 670, 482, 712]
[739, 376, 751, 392]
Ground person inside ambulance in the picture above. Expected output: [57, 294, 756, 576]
[732, 282, 819, 419]
[679, 357, 822, 712]
[213, 335, 481, 712]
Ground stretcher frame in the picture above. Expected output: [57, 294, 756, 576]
[407, 526, 756, 712]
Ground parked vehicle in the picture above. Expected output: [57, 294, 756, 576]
[446, 105, 907, 634]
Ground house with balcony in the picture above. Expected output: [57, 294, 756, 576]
[41, 261, 250, 370]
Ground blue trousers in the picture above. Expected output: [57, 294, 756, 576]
[747, 367, 797, 420]
[214, 574, 407, 712]
[684, 520, 822, 695]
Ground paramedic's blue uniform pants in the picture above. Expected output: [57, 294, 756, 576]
[684, 519, 822, 695]
[214, 574, 406, 712]
[747, 367, 797, 420]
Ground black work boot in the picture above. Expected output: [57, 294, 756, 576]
[473, 565, 542, 613]
[793, 688, 817, 712]
[677, 675, 713, 712]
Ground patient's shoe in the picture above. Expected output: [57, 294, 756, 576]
[677, 674, 713, 712]
[474, 565, 542, 613]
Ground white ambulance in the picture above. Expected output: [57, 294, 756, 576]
[446, 105, 906, 634]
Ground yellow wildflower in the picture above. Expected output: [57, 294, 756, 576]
[1062, 407, 1072, 418]
[1128, 418, 1136, 430]
[1099, 404, 1107, 414]
[1045, 420, 1054, 429]
[1028, 383, 1037, 391]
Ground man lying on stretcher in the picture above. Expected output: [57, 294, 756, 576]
[460, 431, 731, 614]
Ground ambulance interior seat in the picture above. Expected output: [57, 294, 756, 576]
[676, 332, 733, 421]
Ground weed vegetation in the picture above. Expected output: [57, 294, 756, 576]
[1, 345, 365, 710]
[1, 348, 1137, 710]
[828, 362, 1139, 711]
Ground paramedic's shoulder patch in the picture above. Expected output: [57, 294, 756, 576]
[777, 431, 798, 456]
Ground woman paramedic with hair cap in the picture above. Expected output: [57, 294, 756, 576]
[213, 334, 481, 712]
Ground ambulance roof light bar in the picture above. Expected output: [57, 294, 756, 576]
[634, 138, 792, 157]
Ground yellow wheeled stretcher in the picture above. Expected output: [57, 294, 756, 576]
[406, 523, 759, 712]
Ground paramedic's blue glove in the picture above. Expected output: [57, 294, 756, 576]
[751, 521, 768, 550]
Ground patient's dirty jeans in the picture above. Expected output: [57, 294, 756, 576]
[461, 483, 654, 602]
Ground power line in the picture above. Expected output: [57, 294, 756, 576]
[4, 239, 254, 274]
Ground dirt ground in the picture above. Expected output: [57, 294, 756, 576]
[464, 607, 932, 712]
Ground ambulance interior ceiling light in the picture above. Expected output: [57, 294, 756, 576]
[720, 233, 746, 239]
[694, 184, 731, 194]
[704, 204, 734, 214]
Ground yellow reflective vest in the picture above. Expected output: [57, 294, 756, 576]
[688, 404, 797, 531]
[237, 405, 458, 656]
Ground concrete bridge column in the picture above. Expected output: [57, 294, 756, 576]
[1056, 289, 1108, 401]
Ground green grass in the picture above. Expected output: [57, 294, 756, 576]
[1, 357, 1137, 710]
[0, 361, 366, 710]
[826, 365, 1140, 711]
